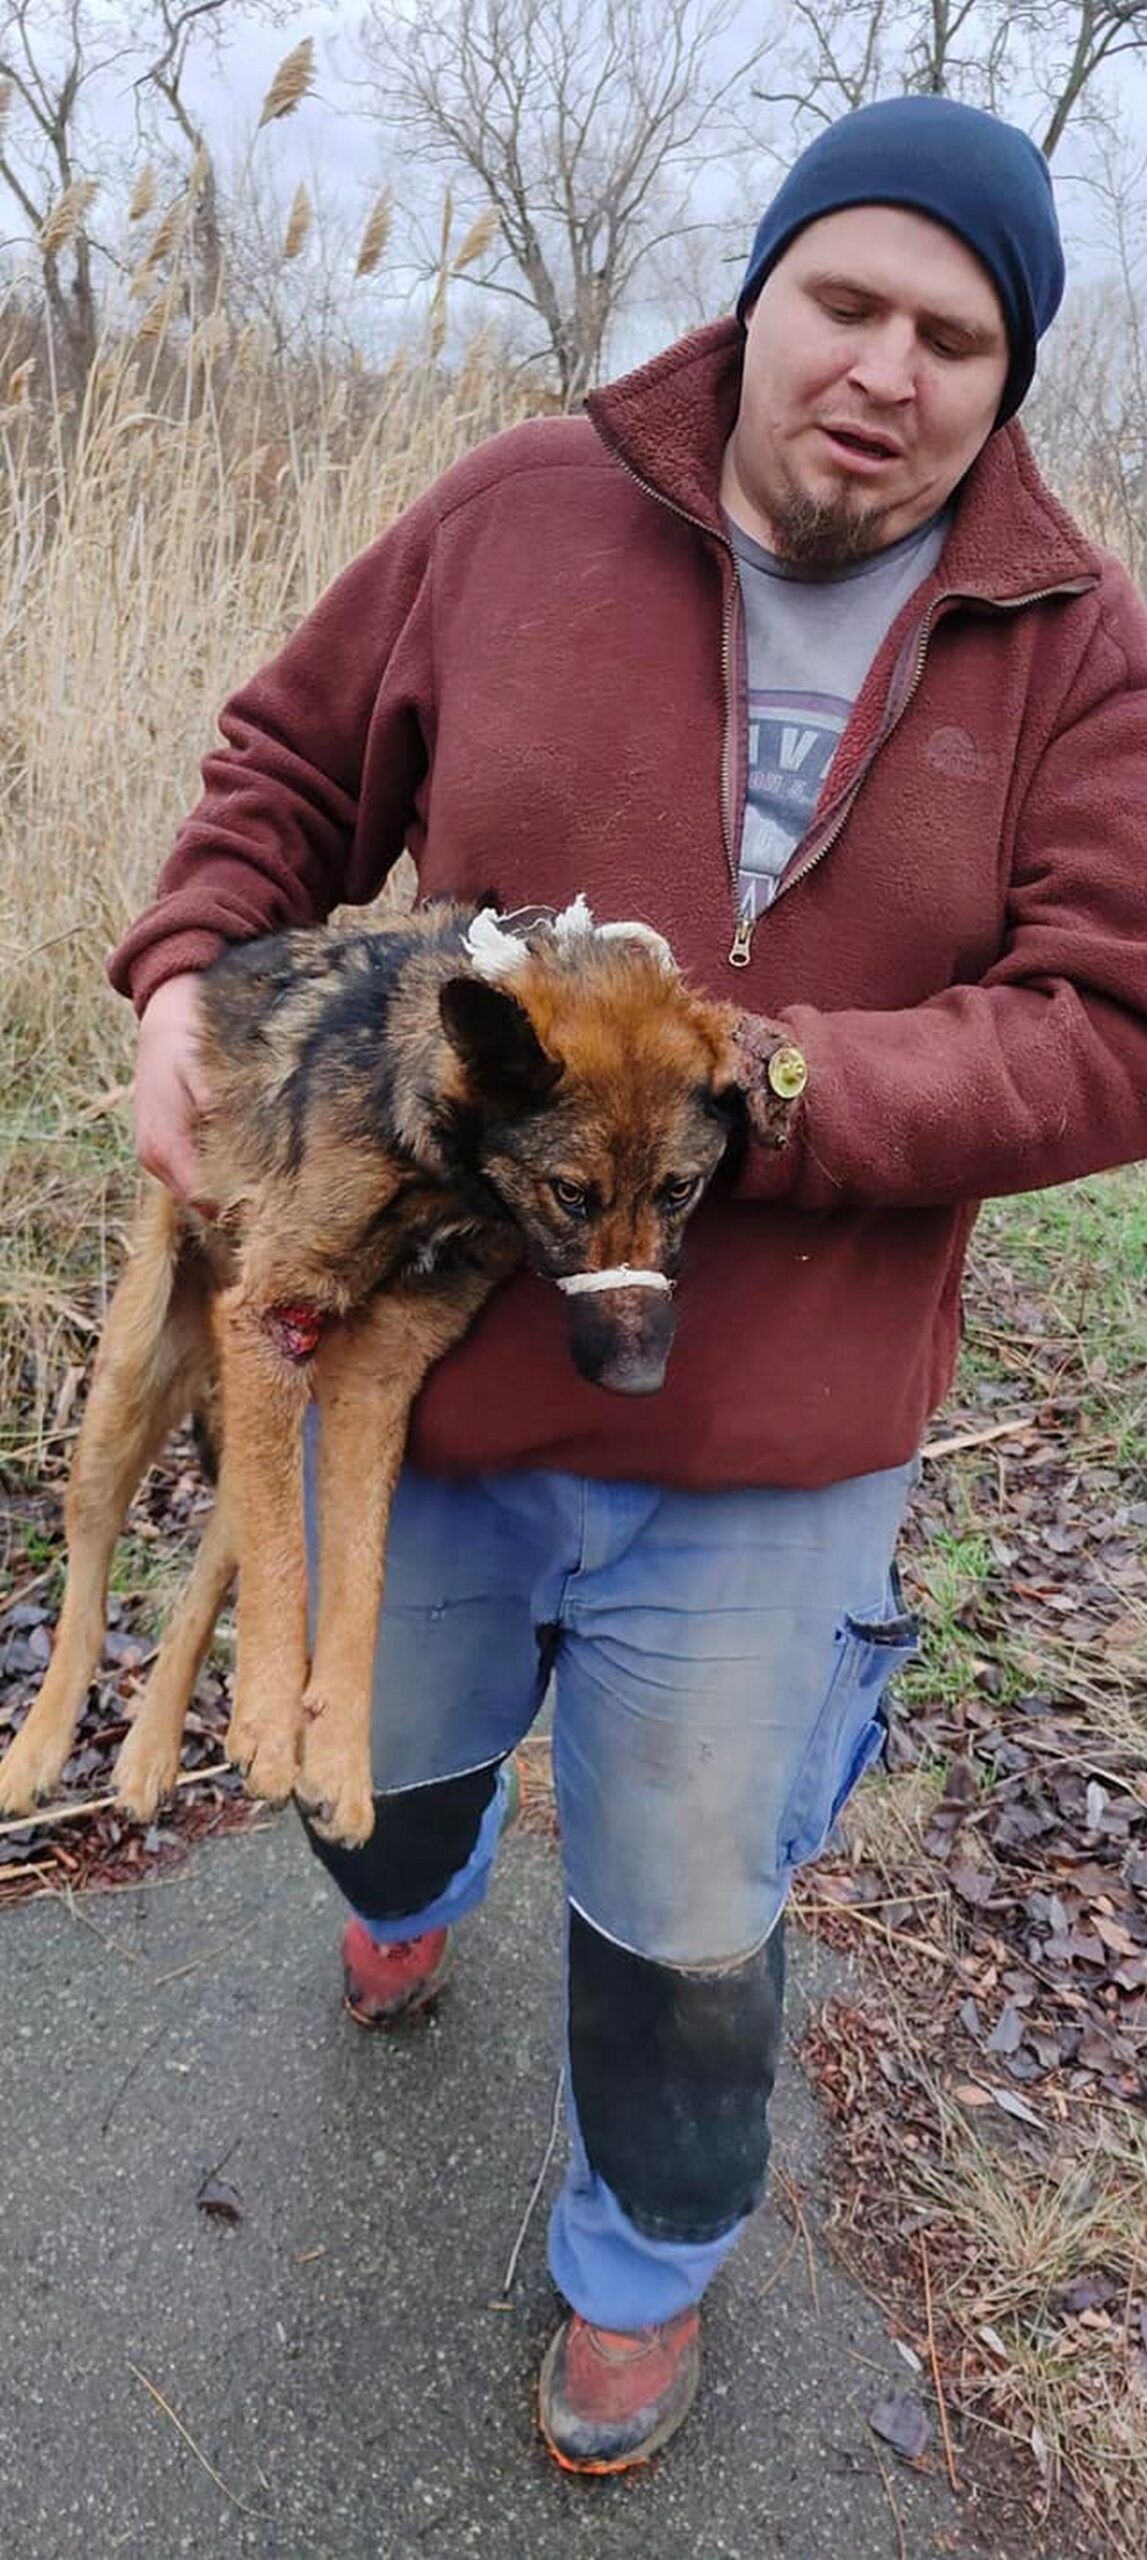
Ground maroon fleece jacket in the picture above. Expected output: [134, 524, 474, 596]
[109, 321, 1147, 1489]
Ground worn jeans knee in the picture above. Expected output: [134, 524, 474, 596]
[297, 1759, 502, 1921]
[568, 1906, 786, 2245]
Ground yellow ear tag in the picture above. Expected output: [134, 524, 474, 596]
[765, 1044, 809, 1101]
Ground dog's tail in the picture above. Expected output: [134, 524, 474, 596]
[106, 1179, 217, 1447]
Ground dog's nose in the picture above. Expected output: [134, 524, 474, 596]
[566, 1285, 675, 1397]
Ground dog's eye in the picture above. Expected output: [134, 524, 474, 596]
[660, 1175, 700, 1212]
[550, 1176, 589, 1217]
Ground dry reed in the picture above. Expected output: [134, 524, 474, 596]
[0, 211, 545, 1457]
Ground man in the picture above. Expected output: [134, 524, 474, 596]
[111, 96, 1147, 2474]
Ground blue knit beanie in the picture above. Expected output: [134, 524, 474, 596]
[737, 96, 1065, 423]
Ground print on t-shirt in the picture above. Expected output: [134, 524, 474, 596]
[741, 686, 850, 916]
[727, 502, 950, 932]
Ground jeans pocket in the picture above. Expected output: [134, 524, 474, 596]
[778, 1589, 920, 1872]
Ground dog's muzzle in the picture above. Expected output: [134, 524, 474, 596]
[556, 1266, 675, 1396]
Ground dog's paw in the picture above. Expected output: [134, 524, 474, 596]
[112, 1726, 179, 1824]
[0, 1725, 68, 1816]
[295, 1784, 377, 1848]
[296, 1708, 375, 1847]
[227, 1715, 299, 1808]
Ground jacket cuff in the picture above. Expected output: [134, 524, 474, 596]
[728, 1010, 809, 1199]
[108, 929, 227, 1017]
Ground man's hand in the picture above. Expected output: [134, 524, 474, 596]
[732, 1012, 809, 1149]
[134, 972, 216, 1211]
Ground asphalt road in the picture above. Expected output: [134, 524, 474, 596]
[1, 1814, 990, 2559]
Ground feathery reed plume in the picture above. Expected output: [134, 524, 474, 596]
[136, 282, 179, 344]
[128, 167, 156, 224]
[283, 183, 312, 262]
[355, 189, 393, 278]
[39, 178, 99, 257]
[189, 312, 230, 368]
[426, 191, 456, 358]
[257, 37, 316, 129]
[455, 326, 496, 408]
[452, 207, 499, 274]
[438, 188, 454, 271]
[135, 193, 187, 283]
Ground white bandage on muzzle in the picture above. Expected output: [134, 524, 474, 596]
[555, 1266, 673, 1296]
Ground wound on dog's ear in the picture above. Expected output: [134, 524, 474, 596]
[439, 977, 560, 1101]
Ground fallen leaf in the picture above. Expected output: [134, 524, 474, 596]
[986, 2001, 1024, 2055]
[196, 2175, 244, 2223]
[991, 2086, 1044, 2129]
[868, 2385, 932, 2462]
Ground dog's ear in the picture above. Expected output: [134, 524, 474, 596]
[439, 977, 561, 1106]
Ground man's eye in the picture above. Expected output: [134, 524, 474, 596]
[927, 334, 965, 360]
[661, 1176, 699, 1211]
[551, 1177, 589, 1216]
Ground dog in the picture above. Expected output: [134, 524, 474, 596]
[0, 895, 804, 1848]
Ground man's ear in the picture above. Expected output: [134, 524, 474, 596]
[439, 977, 561, 1106]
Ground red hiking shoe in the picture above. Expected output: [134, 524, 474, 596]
[339, 1756, 522, 2027]
[341, 1919, 452, 2027]
[538, 2307, 702, 2473]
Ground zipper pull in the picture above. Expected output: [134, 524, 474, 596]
[728, 908, 755, 969]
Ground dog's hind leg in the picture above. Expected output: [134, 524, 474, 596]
[0, 1187, 212, 1816]
[297, 1264, 508, 1848]
[112, 1482, 237, 1821]
[215, 1285, 316, 1811]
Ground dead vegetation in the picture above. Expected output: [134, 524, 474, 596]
[792, 1174, 1147, 2558]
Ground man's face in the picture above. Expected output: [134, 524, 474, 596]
[722, 204, 1011, 569]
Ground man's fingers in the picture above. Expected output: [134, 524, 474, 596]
[135, 1074, 213, 1211]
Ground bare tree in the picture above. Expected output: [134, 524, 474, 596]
[361, 0, 775, 406]
[753, 0, 1147, 162]
[0, 1, 129, 391]
[135, 2, 303, 312]
[137, 1, 231, 308]
[0, 2, 303, 391]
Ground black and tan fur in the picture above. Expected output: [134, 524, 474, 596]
[0, 900, 782, 1849]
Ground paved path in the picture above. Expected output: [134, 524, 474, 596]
[2, 1815, 995, 2558]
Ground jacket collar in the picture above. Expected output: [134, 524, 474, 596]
[586, 317, 1098, 603]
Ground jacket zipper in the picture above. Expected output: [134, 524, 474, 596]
[591, 437, 748, 949]
[588, 419, 1096, 973]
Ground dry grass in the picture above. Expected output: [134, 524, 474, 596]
[0, 248, 544, 1453]
[892, 2044, 1145, 2546]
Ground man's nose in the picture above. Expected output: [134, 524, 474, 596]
[848, 320, 917, 405]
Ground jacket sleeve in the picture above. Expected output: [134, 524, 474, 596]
[737, 599, 1147, 1210]
[108, 491, 441, 1013]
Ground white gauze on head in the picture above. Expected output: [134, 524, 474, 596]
[464, 896, 677, 981]
[462, 909, 531, 981]
[552, 896, 676, 974]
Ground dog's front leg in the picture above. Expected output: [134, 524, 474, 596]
[216, 1285, 315, 1808]
[297, 1266, 507, 1847]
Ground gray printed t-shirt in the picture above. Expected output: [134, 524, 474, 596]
[730, 508, 949, 925]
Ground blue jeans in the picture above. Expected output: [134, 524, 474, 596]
[303, 1460, 918, 2326]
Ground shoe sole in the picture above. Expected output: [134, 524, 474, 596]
[536, 2330, 701, 2475]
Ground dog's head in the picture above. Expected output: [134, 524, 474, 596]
[438, 900, 745, 1394]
